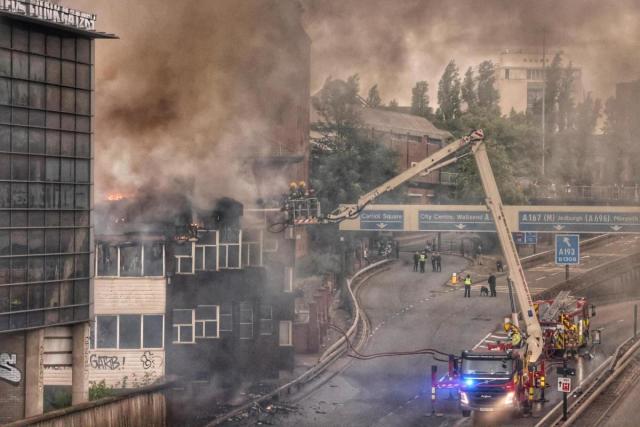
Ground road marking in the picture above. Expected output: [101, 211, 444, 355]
[473, 332, 493, 350]
[536, 276, 547, 281]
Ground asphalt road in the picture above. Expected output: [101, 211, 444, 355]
[262, 236, 640, 427]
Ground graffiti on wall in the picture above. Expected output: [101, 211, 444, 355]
[89, 354, 125, 370]
[0, 353, 22, 385]
[140, 351, 163, 370]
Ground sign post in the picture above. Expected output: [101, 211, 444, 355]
[557, 359, 574, 421]
[555, 234, 580, 280]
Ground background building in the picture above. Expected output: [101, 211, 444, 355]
[0, 2, 114, 422]
[496, 49, 584, 114]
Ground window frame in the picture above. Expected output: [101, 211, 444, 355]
[172, 308, 195, 344]
[95, 242, 165, 278]
[219, 303, 232, 333]
[92, 314, 165, 349]
[279, 320, 293, 346]
[239, 301, 253, 340]
[259, 305, 273, 336]
[195, 305, 220, 339]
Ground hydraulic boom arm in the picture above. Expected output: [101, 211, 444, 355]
[326, 130, 485, 221]
[472, 142, 543, 363]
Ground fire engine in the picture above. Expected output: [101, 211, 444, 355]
[322, 130, 595, 417]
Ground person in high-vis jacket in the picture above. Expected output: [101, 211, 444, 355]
[464, 274, 472, 298]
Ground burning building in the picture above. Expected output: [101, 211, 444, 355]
[0, 1, 114, 422]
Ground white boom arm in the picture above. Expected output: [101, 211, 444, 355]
[327, 130, 485, 221]
[471, 142, 543, 363]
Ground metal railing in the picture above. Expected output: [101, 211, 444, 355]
[531, 184, 640, 204]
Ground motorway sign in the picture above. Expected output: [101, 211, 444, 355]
[514, 232, 536, 245]
[558, 377, 572, 393]
[360, 210, 404, 230]
[418, 210, 495, 232]
[519, 211, 640, 233]
[555, 234, 580, 265]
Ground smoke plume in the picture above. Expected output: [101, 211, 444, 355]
[303, 0, 640, 104]
[65, 0, 307, 208]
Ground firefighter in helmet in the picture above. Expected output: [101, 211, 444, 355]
[289, 182, 298, 199]
[297, 181, 307, 198]
[504, 321, 523, 348]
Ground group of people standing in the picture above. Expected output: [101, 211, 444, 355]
[413, 250, 442, 273]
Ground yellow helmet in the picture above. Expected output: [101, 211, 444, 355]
[503, 322, 511, 332]
[298, 181, 306, 188]
[289, 182, 298, 189]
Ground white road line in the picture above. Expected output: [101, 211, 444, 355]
[473, 332, 493, 350]
[536, 276, 547, 281]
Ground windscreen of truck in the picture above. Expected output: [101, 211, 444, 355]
[461, 358, 512, 375]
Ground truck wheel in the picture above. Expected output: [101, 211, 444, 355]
[462, 410, 471, 417]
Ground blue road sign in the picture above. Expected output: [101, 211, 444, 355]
[514, 232, 525, 245]
[520, 211, 640, 233]
[525, 232, 538, 245]
[418, 210, 495, 232]
[555, 234, 580, 265]
[360, 210, 404, 230]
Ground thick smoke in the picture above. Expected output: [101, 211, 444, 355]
[65, 0, 306, 208]
[303, 0, 640, 104]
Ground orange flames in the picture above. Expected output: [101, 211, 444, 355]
[106, 192, 127, 201]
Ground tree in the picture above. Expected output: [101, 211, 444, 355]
[410, 81, 432, 118]
[557, 62, 576, 132]
[311, 74, 362, 145]
[461, 67, 477, 111]
[388, 98, 399, 110]
[544, 53, 563, 132]
[366, 84, 382, 107]
[437, 60, 462, 123]
[476, 60, 499, 112]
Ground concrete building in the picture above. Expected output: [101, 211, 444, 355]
[0, 1, 114, 422]
[496, 49, 584, 115]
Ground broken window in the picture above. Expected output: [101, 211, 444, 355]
[172, 309, 194, 344]
[96, 243, 117, 276]
[143, 242, 164, 276]
[219, 229, 241, 269]
[195, 305, 219, 339]
[175, 242, 194, 274]
[279, 321, 293, 346]
[259, 305, 273, 336]
[239, 302, 253, 340]
[120, 244, 142, 277]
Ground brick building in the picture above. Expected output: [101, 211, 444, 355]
[0, 1, 114, 423]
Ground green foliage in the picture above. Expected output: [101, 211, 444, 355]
[461, 67, 477, 111]
[437, 60, 462, 124]
[89, 380, 116, 401]
[411, 81, 432, 118]
[476, 61, 499, 112]
[312, 75, 362, 143]
[366, 84, 382, 107]
[388, 98, 399, 110]
[45, 387, 72, 411]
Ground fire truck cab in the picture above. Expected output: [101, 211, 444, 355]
[458, 350, 521, 417]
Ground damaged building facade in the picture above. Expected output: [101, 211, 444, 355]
[0, 1, 114, 423]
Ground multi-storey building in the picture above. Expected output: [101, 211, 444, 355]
[166, 198, 295, 424]
[496, 49, 584, 114]
[0, 2, 113, 422]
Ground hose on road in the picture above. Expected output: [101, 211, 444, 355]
[328, 323, 452, 362]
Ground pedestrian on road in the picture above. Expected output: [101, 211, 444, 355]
[488, 274, 497, 297]
[496, 260, 504, 272]
[464, 274, 472, 298]
[363, 247, 369, 266]
[419, 252, 426, 273]
[413, 251, 420, 272]
[431, 252, 437, 272]
[436, 253, 442, 272]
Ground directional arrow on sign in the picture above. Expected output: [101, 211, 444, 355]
[455, 224, 466, 229]
[376, 223, 388, 229]
[553, 224, 565, 231]
[611, 225, 622, 231]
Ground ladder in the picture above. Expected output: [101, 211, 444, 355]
[539, 290, 573, 323]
